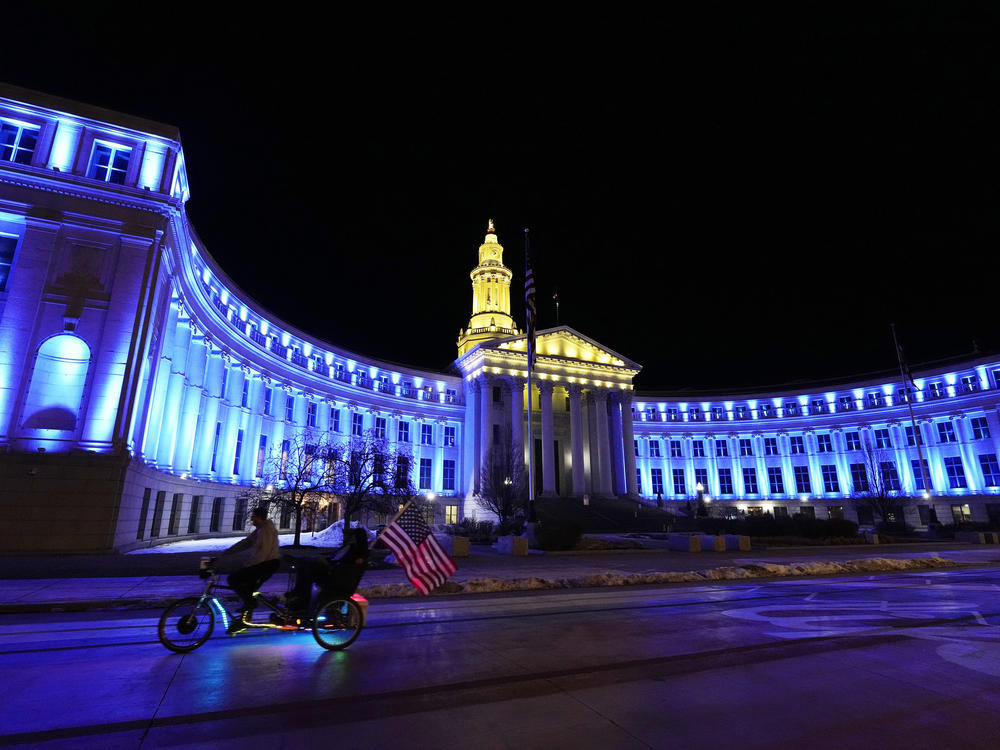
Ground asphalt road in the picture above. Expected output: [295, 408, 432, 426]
[3, 567, 1000, 749]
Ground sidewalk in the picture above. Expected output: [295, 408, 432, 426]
[2, 541, 999, 613]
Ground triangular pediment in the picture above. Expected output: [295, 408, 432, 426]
[456, 326, 641, 381]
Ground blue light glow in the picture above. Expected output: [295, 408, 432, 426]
[21, 334, 90, 436]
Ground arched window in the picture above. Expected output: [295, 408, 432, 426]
[21, 335, 91, 431]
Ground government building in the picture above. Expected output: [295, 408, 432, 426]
[2, 85, 999, 552]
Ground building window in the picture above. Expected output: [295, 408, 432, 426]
[443, 460, 456, 491]
[210, 422, 222, 472]
[845, 431, 861, 451]
[672, 468, 686, 495]
[445, 504, 458, 524]
[241, 380, 250, 408]
[938, 421, 957, 443]
[816, 434, 833, 453]
[735, 405, 748, 420]
[694, 467, 708, 491]
[398, 420, 410, 442]
[690, 407, 702, 421]
[150, 491, 166, 537]
[790, 436, 805, 455]
[951, 504, 972, 524]
[0, 120, 39, 164]
[232, 497, 248, 531]
[839, 395, 855, 412]
[759, 404, 773, 418]
[764, 437, 779, 456]
[331, 407, 341, 432]
[445, 425, 456, 446]
[912, 459, 932, 492]
[667, 408, 680, 422]
[634, 439, 640, 457]
[651, 468, 664, 495]
[793, 465, 811, 494]
[821, 464, 840, 493]
[979, 454, 1000, 487]
[874, 428, 892, 449]
[811, 399, 827, 415]
[767, 466, 784, 494]
[905, 425, 923, 446]
[280, 439, 290, 480]
[784, 402, 799, 417]
[645, 439, 657, 458]
[897, 387, 914, 404]
[962, 375, 980, 393]
[352, 411, 364, 436]
[233, 429, 244, 475]
[739, 438, 753, 456]
[828, 506, 845, 520]
[137, 488, 151, 540]
[285, 394, 295, 422]
[692, 440, 705, 457]
[880, 461, 901, 492]
[0, 235, 16, 292]
[718, 468, 733, 495]
[419, 458, 432, 489]
[742, 467, 758, 494]
[188, 495, 202, 534]
[375, 416, 386, 439]
[972, 417, 991, 440]
[715, 439, 729, 458]
[850, 463, 869, 493]
[167, 493, 183, 536]
[421, 423, 434, 445]
[210, 497, 223, 533]
[670, 440, 683, 458]
[774, 505, 789, 517]
[307, 402, 317, 428]
[87, 141, 131, 184]
[929, 382, 945, 399]
[256, 434, 267, 478]
[712, 406, 725, 421]
[635, 469, 642, 494]
[263, 388, 272, 416]
[945, 456, 968, 489]
[867, 392, 884, 408]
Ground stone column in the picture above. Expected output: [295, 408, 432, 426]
[507, 376, 525, 472]
[539, 380, 556, 495]
[608, 394, 624, 495]
[952, 413, 980, 491]
[154, 306, 192, 469]
[592, 390, 613, 495]
[569, 384, 586, 495]
[191, 350, 222, 478]
[619, 391, 638, 497]
[173, 326, 208, 473]
[479, 376, 492, 489]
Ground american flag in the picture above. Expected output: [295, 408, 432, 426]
[380, 504, 457, 595]
[524, 228, 536, 368]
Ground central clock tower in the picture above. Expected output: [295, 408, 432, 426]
[457, 220, 519, 357]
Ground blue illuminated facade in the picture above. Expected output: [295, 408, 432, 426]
[1, 84, 998, 551]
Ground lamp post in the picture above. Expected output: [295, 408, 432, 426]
[696, 482, 706, 517]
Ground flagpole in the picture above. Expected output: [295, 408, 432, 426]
[891, 323, 932, 504]
[525, 228, 536, 521]
[380, 495, 416, 537]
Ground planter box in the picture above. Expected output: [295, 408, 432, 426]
[498, 535, 529, 556]
[955, 531, 986, 544]
[450, 536, 470, 557]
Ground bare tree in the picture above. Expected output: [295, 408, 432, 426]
[476, 438, 528, 533]
[251, 430, 338, 547]
[329, 429, 416, 524]
[852, 437, 906, 527]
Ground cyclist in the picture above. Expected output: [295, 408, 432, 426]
[220, 505, 281, 633]
[284, 527, 369, 616]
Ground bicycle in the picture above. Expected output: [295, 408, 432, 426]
[157, 556, 367, 653]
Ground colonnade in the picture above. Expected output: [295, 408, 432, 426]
[466, 374, 638, 498]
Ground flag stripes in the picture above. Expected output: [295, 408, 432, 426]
[524, 228, 536, 368]
[380, 505, 457, 595]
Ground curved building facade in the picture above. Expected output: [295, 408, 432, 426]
[1, 85, 998, 551]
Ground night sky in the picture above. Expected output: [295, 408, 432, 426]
[6, 8, 1000, 392]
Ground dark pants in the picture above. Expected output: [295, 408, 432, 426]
[228, 559, 280, 611]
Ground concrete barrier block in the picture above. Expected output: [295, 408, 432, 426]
[450, 536, 470, 557]
[724, 535, 751, 551]
[700, 535, 726, 552]
[668, 534, 700, 552]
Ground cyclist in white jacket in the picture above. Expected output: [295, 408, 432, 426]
[221, 506, 280, 631]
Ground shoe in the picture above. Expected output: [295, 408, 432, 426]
[227, 612, 250, 635]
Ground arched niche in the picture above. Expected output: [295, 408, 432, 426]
[21, 334, 91, 431]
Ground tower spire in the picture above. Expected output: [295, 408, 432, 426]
[457, 220, 519, 357]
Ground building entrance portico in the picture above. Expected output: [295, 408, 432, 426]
[457, 326, 642, 509]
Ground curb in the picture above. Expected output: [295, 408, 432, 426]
[1, 555, 982, 614]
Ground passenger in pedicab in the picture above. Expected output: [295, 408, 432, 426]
[284, 527, 370, 616]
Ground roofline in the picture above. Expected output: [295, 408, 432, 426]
[0, 82, 181, 141]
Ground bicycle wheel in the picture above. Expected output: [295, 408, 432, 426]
[158, 597, 216, 653]
[312, 596, 363, 650]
